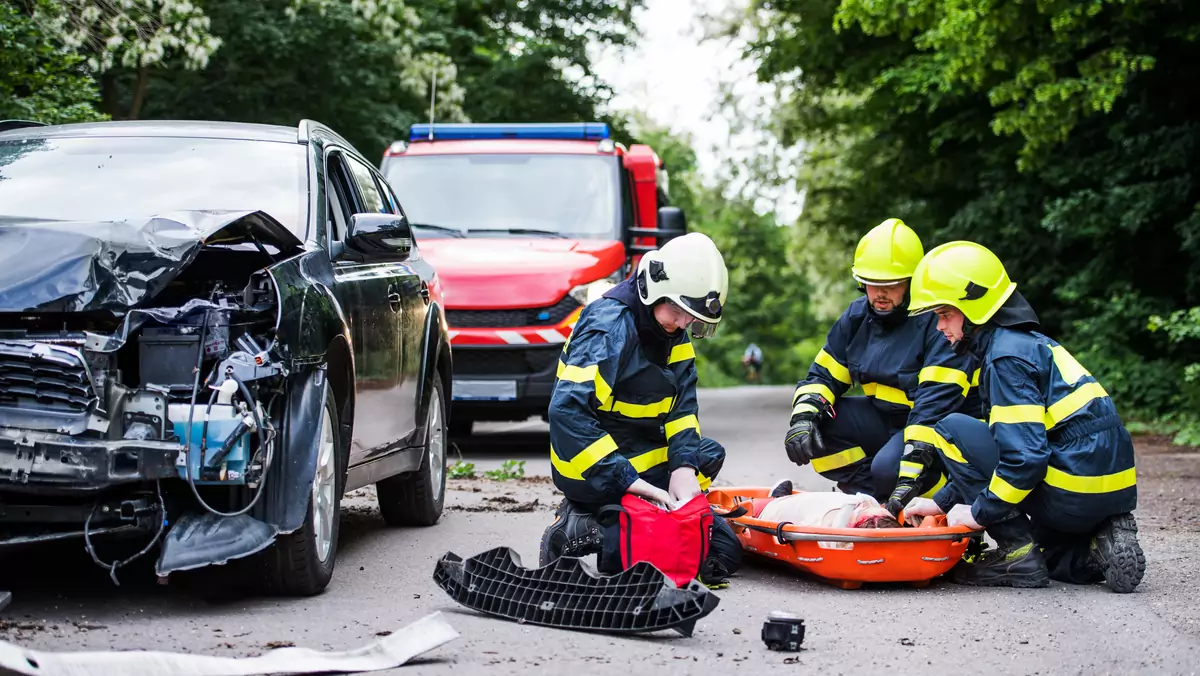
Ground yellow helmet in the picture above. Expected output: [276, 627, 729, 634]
[908, 241, 1017, 325]
[851, 218, 924, 285]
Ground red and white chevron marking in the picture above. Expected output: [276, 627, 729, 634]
[448, 326, 573, 346]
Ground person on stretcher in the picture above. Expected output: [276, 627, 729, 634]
[751, 479, 902, 529]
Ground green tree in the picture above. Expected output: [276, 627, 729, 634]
[744, 0, 1200, 433]
[0, 1, 105, 124]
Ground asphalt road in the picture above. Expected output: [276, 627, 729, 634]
[2, 386, 1199, 674]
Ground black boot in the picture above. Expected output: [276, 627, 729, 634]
[1088, 512, 1146, 593]
[951, 514, 1050, 588]
[884, 441, 942, 516]
[538, 498, 603, 567]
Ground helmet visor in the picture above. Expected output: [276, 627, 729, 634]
[853, 273, 908, 287]
[664, 299, 721, 339]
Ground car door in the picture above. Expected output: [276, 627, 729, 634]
[373, 169, 428, 440]
[325, 149, 407, 466]
[342, 153, 421, 453]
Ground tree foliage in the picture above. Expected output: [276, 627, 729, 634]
[0, 1, 106, 124]
[746, 0, 1200, 438]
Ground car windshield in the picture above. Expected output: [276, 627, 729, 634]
[0, 135, 309, 238]
[381, 153, 621, 239]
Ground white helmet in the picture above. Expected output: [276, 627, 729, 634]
[635, 232, 729, 338]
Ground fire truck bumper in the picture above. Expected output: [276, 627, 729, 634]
[449, 344, 561, 424]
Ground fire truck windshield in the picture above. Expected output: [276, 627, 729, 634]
[381, 153, 621, 239]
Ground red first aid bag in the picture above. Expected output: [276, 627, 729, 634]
[597, 493, 714, 587]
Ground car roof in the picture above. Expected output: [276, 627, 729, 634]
[0, 119, 302, 143]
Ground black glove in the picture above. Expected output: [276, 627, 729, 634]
[885, 440, 941, 517]
[783, 393, 832, 466]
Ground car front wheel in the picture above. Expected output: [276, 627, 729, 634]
[259, 380, 343, 596]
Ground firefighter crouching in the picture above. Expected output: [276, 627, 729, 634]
[538, 232, 742, 587]
[902, 241, 1145, 592]
[784, 218, 982, 512]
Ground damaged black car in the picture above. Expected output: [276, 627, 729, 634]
[0, 119, 453, 596]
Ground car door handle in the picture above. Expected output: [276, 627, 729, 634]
[387, 284, 402, 312]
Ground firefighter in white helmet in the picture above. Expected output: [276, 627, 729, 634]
[539, 232, 741, 588]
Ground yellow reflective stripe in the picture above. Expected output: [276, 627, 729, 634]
[904, 424, 939, 445]
[918, 473, 948, 499]
[971, 368, 980, 387]
[990, 404, 1047, 426]
[792, 403, 818, 417]
[555, 360, 613, 406]
[988, 473, 1033, 504]
[1046, 382, 1108, 427]
[927, 428, 966, 464]
[919, 365, 971, 396]
[811, 446, 866, 473]
[794, 383, 835, 405]
[627, 446, 668, 473]
[600, 396, 675, 418]
[698, 472, 712, 491]
[899, 461, 923, 478]
[1044, 466, 1136, 494]
[814, 349, 852, 385]
[669, 343, 695, 364]
[862, 382, 913, 407]
[549, 435, 620, 480]
[1049, 345, 1091, 386]
[665, 414, 700, 439]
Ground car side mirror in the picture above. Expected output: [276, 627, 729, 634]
[343, 213, 413, 261]
[656, 206, 687, 246]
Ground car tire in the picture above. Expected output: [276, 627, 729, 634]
[376, 376, 447, 527]
[259, 380, 344, 596]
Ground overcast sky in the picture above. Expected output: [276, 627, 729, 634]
[589, 0, 803, 221]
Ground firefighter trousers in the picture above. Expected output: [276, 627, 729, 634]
[933, 413, 1106, 585]
[811, 396, 907, 500]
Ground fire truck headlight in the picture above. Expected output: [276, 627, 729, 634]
[569, 275, 621, 306]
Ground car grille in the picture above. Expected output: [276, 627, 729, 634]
[453, 346, 562, 376]
[0, 342, 94, 415]
[446, 295, 581, 329]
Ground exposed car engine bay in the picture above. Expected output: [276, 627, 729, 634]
[0, 210, 306, 582]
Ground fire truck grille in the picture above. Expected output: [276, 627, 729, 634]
[453, 346, 563, 376]
[446, 296, 581, 329]
[0, 341, 94, 415]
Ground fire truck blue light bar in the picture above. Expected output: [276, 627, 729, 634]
[409, 122, 610, 142]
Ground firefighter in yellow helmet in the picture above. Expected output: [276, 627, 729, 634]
[901, 241, 1144, 592]
[780, 219, 982, 512]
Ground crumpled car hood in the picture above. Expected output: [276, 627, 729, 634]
[0, 209, 302, 314]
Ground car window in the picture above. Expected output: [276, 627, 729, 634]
[345, 156, 387, 214]
[325, 152, 357, 242]
[375, 173, 403, 216]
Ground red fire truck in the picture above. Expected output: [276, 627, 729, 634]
[379, 122, 686, 436]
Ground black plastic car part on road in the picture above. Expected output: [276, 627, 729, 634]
[0, 119, 454, 596]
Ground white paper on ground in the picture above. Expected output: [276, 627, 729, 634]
[0, 611, 458, 676]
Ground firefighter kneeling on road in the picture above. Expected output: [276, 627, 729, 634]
[538, 232, 741, 588]
[784, 218, 981, 512]
[902, 241, 1146, 592]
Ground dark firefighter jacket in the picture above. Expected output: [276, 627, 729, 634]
[792, 295, 983, 451]
[548, 279, 713, 506]
[937, 292, 1138, 527]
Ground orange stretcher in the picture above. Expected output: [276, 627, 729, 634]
[707, 486, 981, 589]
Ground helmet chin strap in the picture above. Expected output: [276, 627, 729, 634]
[953, 319, 978, 355]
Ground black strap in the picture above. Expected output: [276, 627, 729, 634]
[775, 521, 793, 545]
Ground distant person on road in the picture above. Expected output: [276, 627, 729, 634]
[539, 232, 742, 588]
[901, 241, 1145, 592]
[783, 218, 982, 514]
[742, 342, 764, 383]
